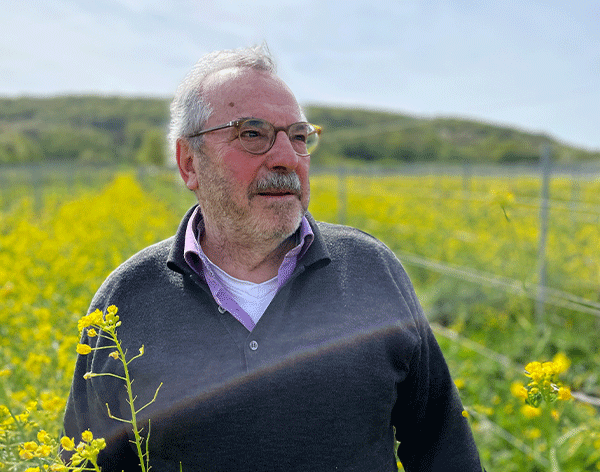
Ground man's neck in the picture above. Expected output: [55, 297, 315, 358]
[200, 229, 295, 283]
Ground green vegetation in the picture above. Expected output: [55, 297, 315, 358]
[306, 106, 600, 166]
[0, 96, 169, 165]
[1, 96, 599, 166]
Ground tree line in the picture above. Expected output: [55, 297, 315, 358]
[0, 96, 598, 166]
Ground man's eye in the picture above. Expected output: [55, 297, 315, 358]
[241, 129, 264, 139]
[291, 133, 307, 142]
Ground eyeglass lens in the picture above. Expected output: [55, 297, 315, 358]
[238, 120, 319, 155]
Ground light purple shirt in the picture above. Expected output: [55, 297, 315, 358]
[183, 207, 314, 331]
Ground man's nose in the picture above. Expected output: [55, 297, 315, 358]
[264, 131, 300, 171]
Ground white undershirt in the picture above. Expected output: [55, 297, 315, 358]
[209, 260, 279, 324]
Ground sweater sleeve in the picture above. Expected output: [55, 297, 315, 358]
[393, 307, 482, 471]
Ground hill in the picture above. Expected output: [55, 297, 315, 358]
[305, 105, 600, 166]
[0, 96, 598, 166]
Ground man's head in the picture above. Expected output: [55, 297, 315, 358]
[171, 45, 315, 247]
[168, 45, 277, 154]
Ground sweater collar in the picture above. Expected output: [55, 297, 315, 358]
[167, 205, 331, 276]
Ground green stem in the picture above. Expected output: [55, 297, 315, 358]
[110, 331, 147, 472]
[543, 406, 560, 472]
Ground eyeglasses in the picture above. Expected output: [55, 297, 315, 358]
[186, 118, 322, 156]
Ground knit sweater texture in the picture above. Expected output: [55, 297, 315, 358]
[63, 207, 483, 472]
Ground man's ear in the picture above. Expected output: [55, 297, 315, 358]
[176, 139, 199, 191]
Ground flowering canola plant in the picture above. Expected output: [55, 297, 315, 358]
[2, 170, 600, 471]
[16, 305, 160, 472]
[1, 174, 177, 471]
[522, 358, 572, 408]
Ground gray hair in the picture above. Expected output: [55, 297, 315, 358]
[168, 44, 277, 155]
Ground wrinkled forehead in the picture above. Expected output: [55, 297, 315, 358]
[202, 67, 304, 122]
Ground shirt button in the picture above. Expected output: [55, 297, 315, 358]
[249, 340, 258, 351]
[217, 306, 226, 314]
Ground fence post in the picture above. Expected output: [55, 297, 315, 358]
[462, 161, 472, 219]
[536, 144, 551, 326]
[570, 164, 580, 227]
[31, 163, 43, 214]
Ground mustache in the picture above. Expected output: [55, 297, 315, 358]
[250, 172, 302, 196]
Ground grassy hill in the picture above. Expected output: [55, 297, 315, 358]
[0, 96, 598, 166]
[305, 105, 600, 166]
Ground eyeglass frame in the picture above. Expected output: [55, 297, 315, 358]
[185, 118, 322, 156]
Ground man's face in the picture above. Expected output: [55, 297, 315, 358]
[182, 68, 311, 245]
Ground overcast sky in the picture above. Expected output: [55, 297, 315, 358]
[2, 0, 599, 150]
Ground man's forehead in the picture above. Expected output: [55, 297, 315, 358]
[203, 67, 272, 97]
[203, 67, 302, 119]
[204, 66, 246, 87]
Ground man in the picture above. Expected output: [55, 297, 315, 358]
[63, 45, 483, 471]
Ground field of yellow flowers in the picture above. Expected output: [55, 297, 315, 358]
[1, 168, 599, 471]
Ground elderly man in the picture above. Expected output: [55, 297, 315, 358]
[63, 45, 483, 471]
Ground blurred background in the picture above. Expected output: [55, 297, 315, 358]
[1, 1, 599, 471]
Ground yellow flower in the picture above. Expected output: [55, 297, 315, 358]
[109, 351, 119, 360]
[551, 409, 560, 421]
[37, 430, 52, 444]
[454, 378, 465, 389]
[105, 305, 120, 326]
[558, 386, 572, 401]
[524, 427, 542, 440]
[24, 468, 40, 472]
[76, 343, 92, 355]
[525, 361, 541, 375]
[510, 381, 528, 400]
[521, 405, 542, 419]
[552, 352, 571, 374]
[461, 410, 469, 418]
[525, 362, 545, 383]
[87, 328, 97, 337]
[19, 450, 35, 460]
[542, 361, 558, 378]
[81, 430, 94, 442]
[19, 441, 38, 459]
[36, 444, 53, 457]
[107, 305, 118, 316]
[60, 436, 75, 451]
[78, 309, 103, 332]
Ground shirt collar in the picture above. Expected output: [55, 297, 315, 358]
[183, 206, 314, 276]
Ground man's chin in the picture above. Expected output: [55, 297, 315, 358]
[253, 208, 304, 243]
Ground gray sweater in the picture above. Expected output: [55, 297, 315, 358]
[63, 207, 483, 471]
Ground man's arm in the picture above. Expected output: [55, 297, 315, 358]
[393, 319, 482, 471]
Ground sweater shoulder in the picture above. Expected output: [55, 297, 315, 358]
[89, 237, 176, 308]
[109, 237, 174, 279]
[313, 220, 424, 322]
[315, 220, 395, 259]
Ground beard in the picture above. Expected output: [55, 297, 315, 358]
[197, 169, 307, 246]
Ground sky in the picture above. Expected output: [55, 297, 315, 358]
[2, 0, 599, 151]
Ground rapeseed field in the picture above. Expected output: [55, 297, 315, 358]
[1, 170, 599, 471]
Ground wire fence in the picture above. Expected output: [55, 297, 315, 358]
[2, 160, 599, 408]
[3, 160, 599, 322]
[311, 159, 600, 412]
